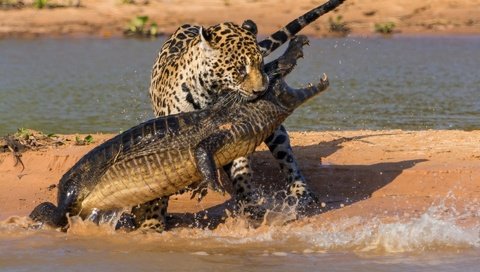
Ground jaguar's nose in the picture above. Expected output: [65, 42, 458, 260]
[253, 74, 269, 94]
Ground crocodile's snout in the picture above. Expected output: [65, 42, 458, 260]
[278, 73, 329, 110]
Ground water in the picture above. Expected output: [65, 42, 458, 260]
[1, 200, 479, 271]
[1, 36, 479, 136]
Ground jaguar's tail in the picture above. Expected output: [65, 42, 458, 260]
[258, 0, 346, 56]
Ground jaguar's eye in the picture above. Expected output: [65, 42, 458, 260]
[238, 66, 247, 77]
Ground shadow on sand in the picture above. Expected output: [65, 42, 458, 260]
[166, 133, 427, 230]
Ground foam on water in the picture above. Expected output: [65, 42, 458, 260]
[296, 205, 480, 253]
[1, 198, 479, 256]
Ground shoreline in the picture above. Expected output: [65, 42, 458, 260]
[1, 0, 479, 39]
[1, 130, 479, 227]
[3, 31, 480, 41]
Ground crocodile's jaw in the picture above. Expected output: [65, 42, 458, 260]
[275, 74, 329, 111]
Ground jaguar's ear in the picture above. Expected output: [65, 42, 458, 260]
[242, 19, 258, 35]
[199, 26, 213, 50]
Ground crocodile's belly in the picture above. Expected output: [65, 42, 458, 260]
[81, 149, 200, 213]
[215, 126, 272, 167]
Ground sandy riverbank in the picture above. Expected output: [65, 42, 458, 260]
[0, 0, 479, 39]
[1, 130, 479, 229]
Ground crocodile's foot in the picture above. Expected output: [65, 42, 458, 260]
[190, 177, 226, 202]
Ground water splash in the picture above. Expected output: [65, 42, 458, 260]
[297, 204, 480, 254]
[1, 196, 479, 255]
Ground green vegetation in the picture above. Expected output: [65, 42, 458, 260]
[14, 128, 62, 143]
[75, 134, 94, 145]
[1, 128, 65, 154]
[14, 127, 33, 139]
[1, 0, 82, 9]
[124, 15, 161, 38]
[328, 15, 350, 36]
[374, 22, 396, 34]
[33, 0, 48, 9]
[119, 0, 149, 5]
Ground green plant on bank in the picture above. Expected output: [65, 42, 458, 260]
[33, 0, 47, 8]
[14, 127, 33, 139]
[328, 15, 350, 36]
[32, 0, 81, 9]
[75, 134, 94, 145]
[124, 15, 161, 38]
[47, 133, 58, 138]
[3, 128, 65, 153]
[375, 22, 396, 34]
[14, 128, 59, 142]
[119, 0, 149, 4]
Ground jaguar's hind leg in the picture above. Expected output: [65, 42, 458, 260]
[223, 157, 266, 219]
[132, 197, 168, 233]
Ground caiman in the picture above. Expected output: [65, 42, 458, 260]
[29, 36, 330, 229]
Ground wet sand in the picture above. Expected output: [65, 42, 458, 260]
[1, 130, 479, 229]
[1, 0, 479, 38]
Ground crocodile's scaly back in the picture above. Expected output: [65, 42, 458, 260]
[258, 0, 346, 56]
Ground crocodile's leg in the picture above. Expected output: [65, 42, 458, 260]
[191, 131, 230, 201]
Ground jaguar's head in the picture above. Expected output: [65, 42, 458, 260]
[198, 20, 269, 101]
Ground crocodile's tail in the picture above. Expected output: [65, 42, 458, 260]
[29, 202, 69, 229]
[278, 73, 330, 111]
[258, 0, 345, 56]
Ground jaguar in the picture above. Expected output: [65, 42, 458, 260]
[135, 0, 345, 232]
